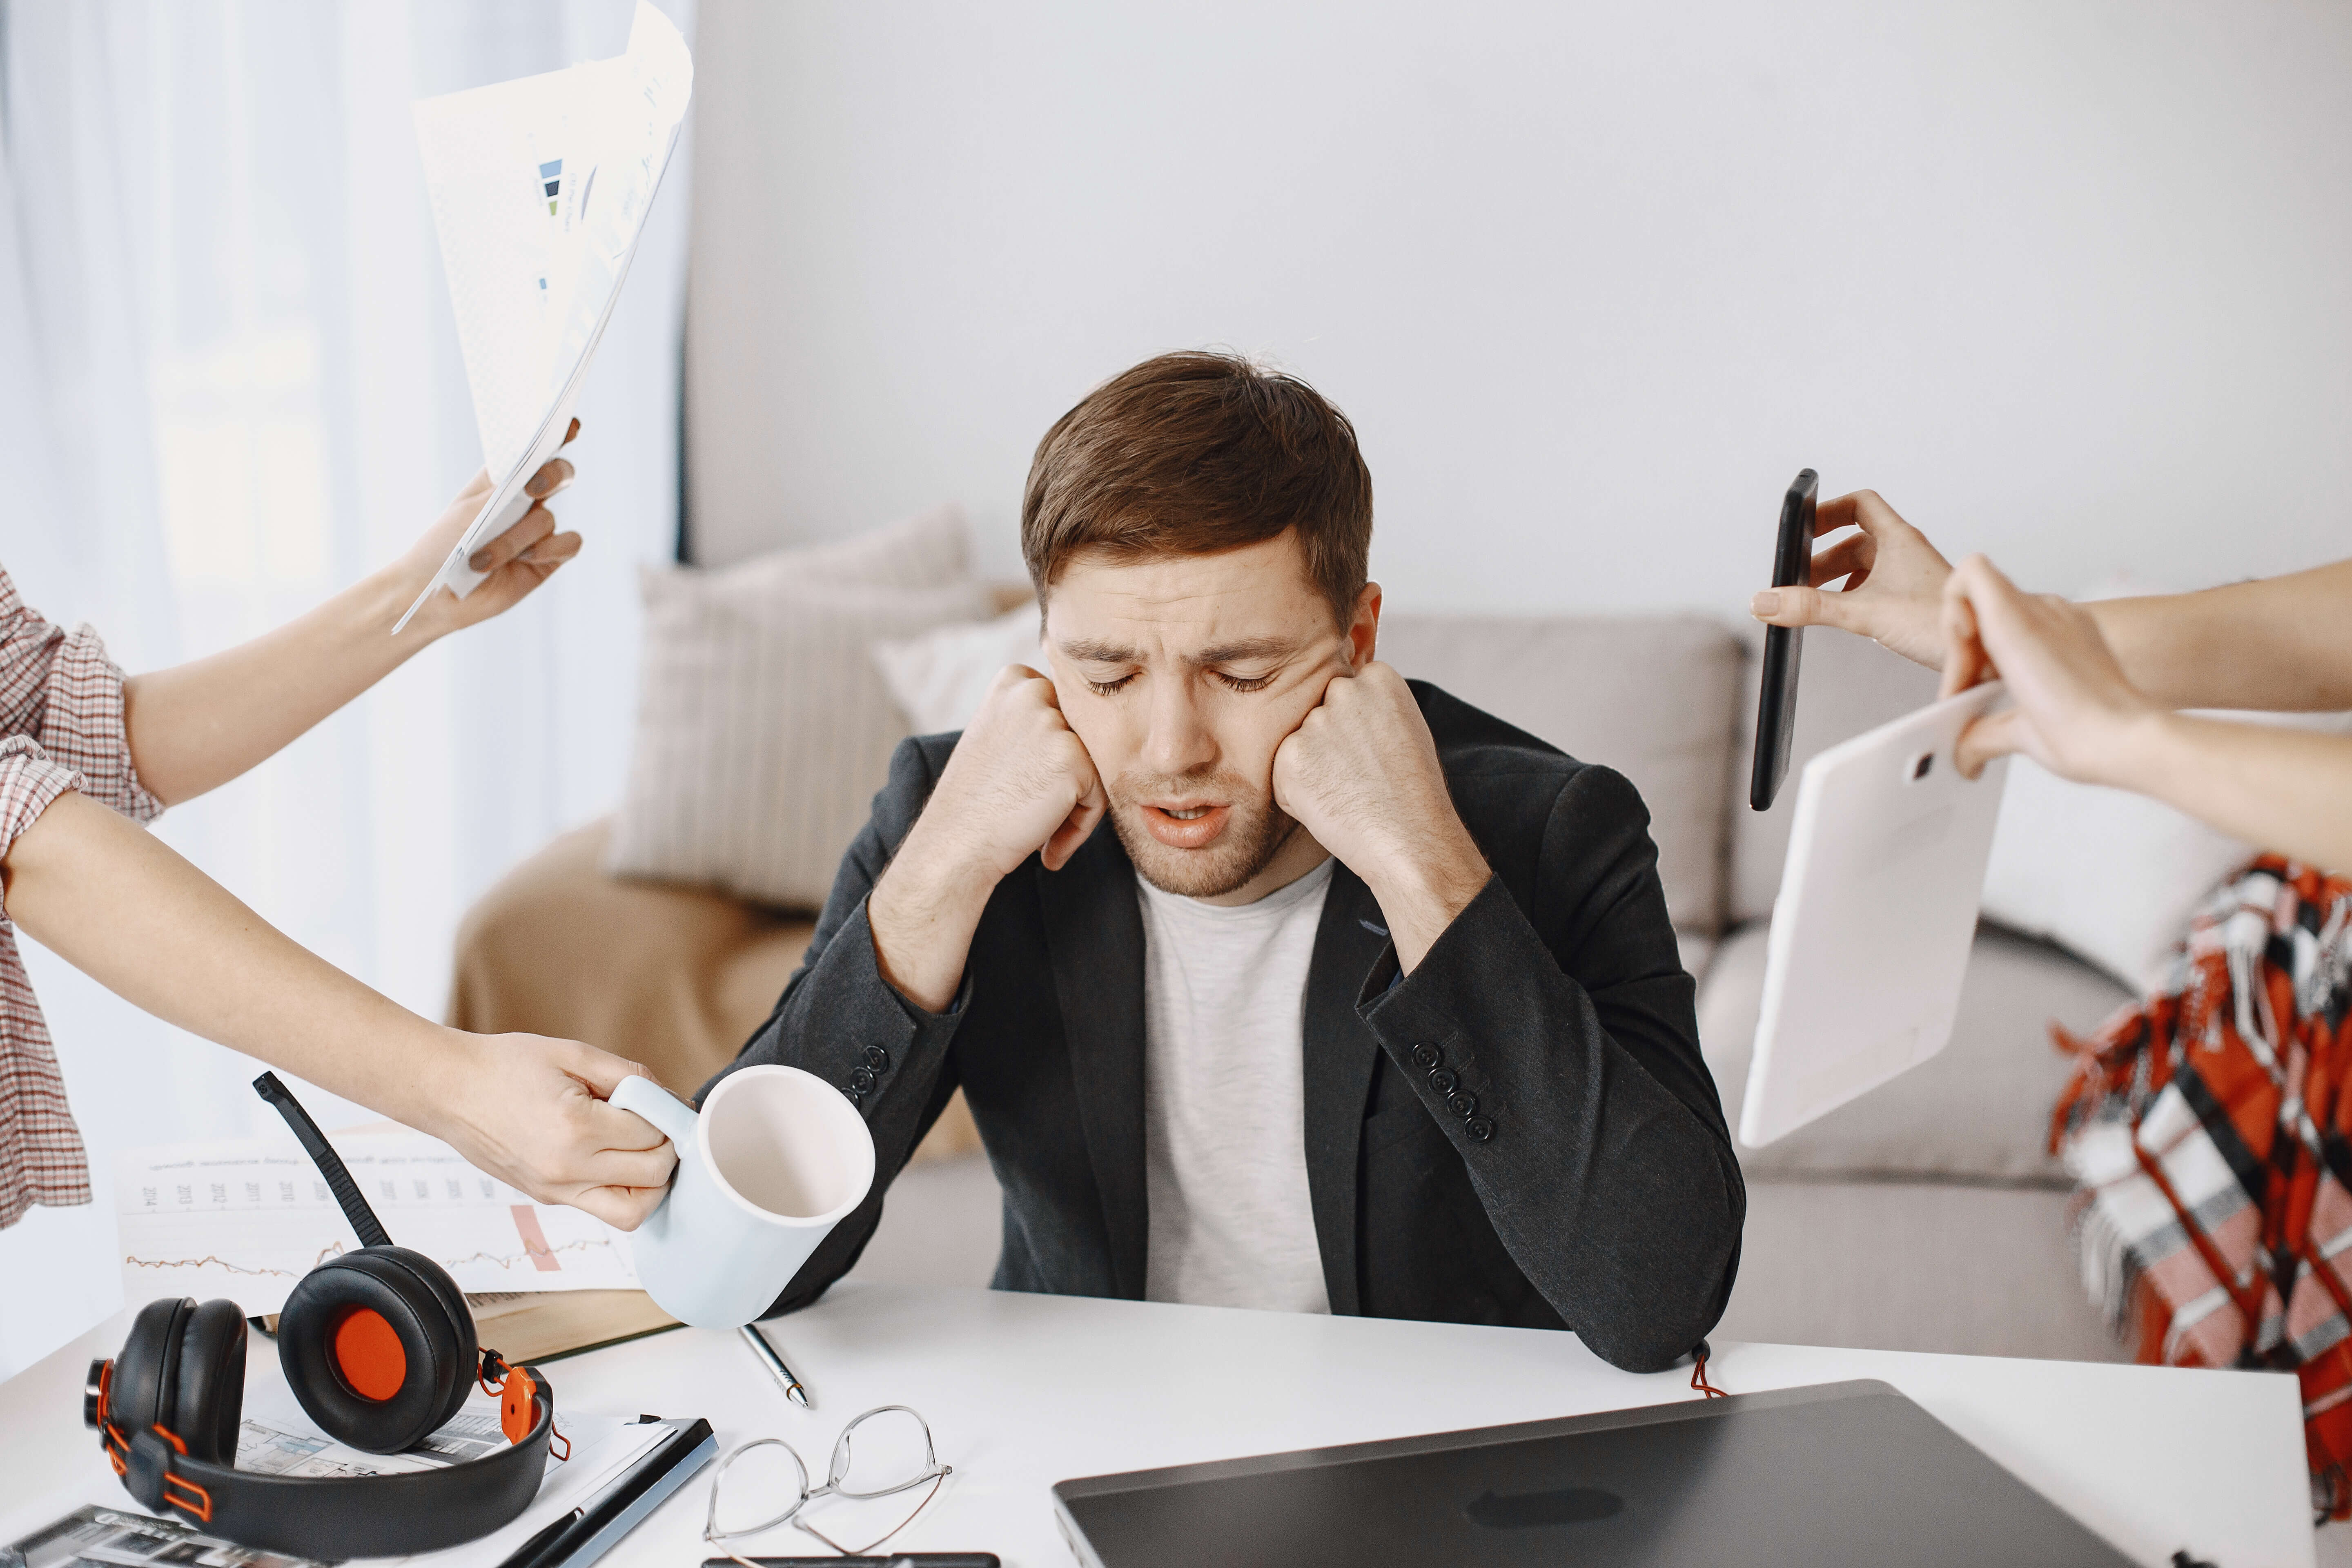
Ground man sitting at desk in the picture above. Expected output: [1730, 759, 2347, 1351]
[711, 350, 1744, 1374]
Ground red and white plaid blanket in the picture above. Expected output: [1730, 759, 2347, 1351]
[2051, 856, 2352, 1516]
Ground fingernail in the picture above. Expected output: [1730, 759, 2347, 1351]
[469, 550, 492, 571]
[1751, 590, 1782, 616]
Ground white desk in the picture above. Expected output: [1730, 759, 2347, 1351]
[0, 1282, 2314, 1567]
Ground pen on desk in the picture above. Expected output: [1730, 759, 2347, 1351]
[739, 1322, 812, 1408]
[492, 1508, 579, 1568]
[522, 1420, 716, 1568]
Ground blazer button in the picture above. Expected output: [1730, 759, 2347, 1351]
[1427, 1067, 1459, 1095]
[1410, 1042, 1441, 1070]
[1465, 1116, 1496, 1142]
[863, 1045, 890, 1072]
[849, 1066, 878, 1093]
[1447, 1091, 1478, 1118]
[840, 1085, 865, 1107]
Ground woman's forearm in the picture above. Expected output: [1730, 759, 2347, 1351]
[2105, 713, 2352, 875]
[1, 788, 464, 1130]
[120, 565, 439, 806]
[2089, 559, 2352, 714]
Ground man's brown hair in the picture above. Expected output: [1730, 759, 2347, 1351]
[1021, 350, 1373, 628]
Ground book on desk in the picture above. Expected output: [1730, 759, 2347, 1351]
[255, 1290, 680, 1365]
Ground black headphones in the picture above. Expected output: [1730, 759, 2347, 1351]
[85, 1075, 559, 1557]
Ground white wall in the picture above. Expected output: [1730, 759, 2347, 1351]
[685, 0, 2352, 610]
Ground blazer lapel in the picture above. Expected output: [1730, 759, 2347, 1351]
[1302, 862, 1392, 1317]
[1035, 829, 1150, 1300]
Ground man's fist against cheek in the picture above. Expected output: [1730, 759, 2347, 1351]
[918, 664, 1107, 880]
[869, 664, 1108, 1012]
[1273, 663, 1491, 969]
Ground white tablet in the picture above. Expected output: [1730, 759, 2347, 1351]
[1738, 680, 2011, 1148]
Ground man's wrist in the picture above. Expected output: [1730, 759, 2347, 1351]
[876, 817, 1002, 924]
[867, 822, 999, 1013]
[1363, 819, 1492, 971]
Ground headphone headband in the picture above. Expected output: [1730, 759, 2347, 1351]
[97, 1363, 555, 1557]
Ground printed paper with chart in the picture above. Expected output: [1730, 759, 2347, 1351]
[116, 1130, 640, 1316]
[392, 0, 692, 632]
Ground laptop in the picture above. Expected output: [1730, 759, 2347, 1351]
[1051, 1379, 2133, 1566]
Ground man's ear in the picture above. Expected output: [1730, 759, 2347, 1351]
[1346, 582, 1382, 670]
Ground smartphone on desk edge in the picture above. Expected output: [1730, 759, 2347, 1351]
[1749, 468, 1817, 812]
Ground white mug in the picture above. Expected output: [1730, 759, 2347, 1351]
[609, 1066, 875, 1330]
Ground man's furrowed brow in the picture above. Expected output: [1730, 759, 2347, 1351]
[1057, 637, 1140, 664]
[1053, 634, 1302, 665]
[1190, 635, 1298, 666]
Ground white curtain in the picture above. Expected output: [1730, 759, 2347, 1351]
[0, 0, 694, 1378]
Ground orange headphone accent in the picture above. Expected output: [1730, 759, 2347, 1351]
[88, 1357, 216, 1521]
[330, 1306, 409, 1402]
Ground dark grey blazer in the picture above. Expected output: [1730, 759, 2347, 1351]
[707, 681, 1744, 1373]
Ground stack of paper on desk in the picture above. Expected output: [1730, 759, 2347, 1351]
[394, 0, 693, 632]
[114, 1130, 645, 1318]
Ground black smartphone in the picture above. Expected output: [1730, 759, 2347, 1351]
[1748, 469, 1818, 812]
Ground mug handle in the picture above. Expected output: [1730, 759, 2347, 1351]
[609, 1075, 700, 1153]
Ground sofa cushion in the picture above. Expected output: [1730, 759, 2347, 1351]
[873, 604, 1044, 734]
[1696, 920, 2132, 1184]
[1980, 710, 2352, 993]
[1726, 625, 1939, 926]
[1378, 613, 1741, 934]
[607, 504, 994, 909]
[1714, 1180, 2122, 1362]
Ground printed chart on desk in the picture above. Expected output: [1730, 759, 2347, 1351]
[116, 1132, 637, 1314]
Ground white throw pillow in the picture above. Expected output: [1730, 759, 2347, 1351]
[606, 507, 993, 909]
[872, 605, 1043, 735]
[1980, 709, 2352, 994]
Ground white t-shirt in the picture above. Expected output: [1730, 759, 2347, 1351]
[1137, 857, 1335, 1314]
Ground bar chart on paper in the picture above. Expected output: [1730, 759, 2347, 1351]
[116, 1131, 639, 1315]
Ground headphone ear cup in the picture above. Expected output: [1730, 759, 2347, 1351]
[378, 1245, 478, 1432]
[278, 1250, 470, 1453]
[109, 1298, 193, 1439]
[170, 1300, 249, 1464]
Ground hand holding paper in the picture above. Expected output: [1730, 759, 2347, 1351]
[388, 422, 584, 641]
[394, 1, 693, 633]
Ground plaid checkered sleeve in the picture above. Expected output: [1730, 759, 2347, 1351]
[0, 565, 163, 1227]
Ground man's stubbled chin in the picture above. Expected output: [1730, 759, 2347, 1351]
[1109, 772, 1295, 899]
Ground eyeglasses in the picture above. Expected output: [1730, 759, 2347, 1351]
[703, 1405, 952, 1560]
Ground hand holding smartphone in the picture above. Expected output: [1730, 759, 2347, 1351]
[1749, 469, 1818, 811]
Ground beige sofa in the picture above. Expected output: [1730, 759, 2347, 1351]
[451, 613, 2130, 1361]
